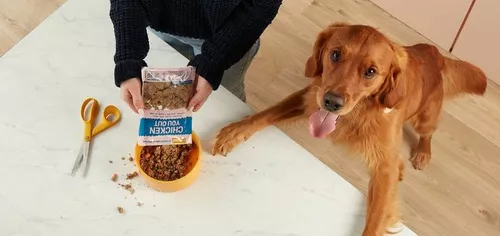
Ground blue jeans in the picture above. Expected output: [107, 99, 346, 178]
[149, 28, 260, 102]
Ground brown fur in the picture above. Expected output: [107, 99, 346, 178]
[211, 23, 487, 236]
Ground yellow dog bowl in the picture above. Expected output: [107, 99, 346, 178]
[134, 132, 202, 192]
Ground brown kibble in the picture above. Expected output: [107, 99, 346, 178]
[117, 207, 124, 214]
[111, 173, 118, 182]
[139, 144, 193, 181]
[126, 171, 139, 180]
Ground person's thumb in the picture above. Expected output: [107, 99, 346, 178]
[188, 92, 202, 110]
[129, 86, 144, 111]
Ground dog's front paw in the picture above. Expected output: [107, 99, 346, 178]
[211, 120, 257, 156]
[410, 151, 431, 170]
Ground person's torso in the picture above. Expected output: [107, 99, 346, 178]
[143, 0, 243, 39]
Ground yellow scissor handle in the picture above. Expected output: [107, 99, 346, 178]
[81, 98, 100, 141]
[92, 105, 121, 137]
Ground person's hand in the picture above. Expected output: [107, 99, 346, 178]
[188, 75, 212, 112]
[120, 78, 144, 113]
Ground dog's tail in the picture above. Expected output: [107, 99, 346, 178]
[442, 57, 488, 99]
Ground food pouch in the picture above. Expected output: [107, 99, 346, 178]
[138, 66, 195, 146]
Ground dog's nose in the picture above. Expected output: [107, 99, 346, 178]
[323, 92, 344, 112]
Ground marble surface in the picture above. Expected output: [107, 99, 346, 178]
[0, 0, 417, 235]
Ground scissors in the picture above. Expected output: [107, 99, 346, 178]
[71, 98, 121, 177]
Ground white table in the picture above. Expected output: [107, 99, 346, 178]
[0, 0, 417, 235]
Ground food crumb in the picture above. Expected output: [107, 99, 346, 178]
[109, 160, 113, 164]
[153, 205, 156, 207]
[111, 173, 118, 182]
[122, 157, 125, 160]
[117, 207, 124, 214]
[119, 183, 135, 194]
[137, 202, 143, 207]
[129, 157, 134, 162]
[126, 171, 139, 180]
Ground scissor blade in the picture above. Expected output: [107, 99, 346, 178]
[71, 142, 85, 176]
[82, 141, 91, 177]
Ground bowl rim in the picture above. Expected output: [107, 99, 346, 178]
[134, 132, 202, 184]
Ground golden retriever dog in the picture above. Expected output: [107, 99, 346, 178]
[211, 23, 487, 235]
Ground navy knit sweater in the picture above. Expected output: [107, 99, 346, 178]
[109, 0, 282, 90]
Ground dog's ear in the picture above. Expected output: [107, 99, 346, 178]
[375, 44, 407, 109]
[305, 23, 349, 78]
[304, 31, 330, 78]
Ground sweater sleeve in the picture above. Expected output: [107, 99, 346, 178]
[109, 0, 150, 87]
[188, 0, 282, 90]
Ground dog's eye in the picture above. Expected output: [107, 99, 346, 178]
[364, 67, 377, 79]
[331, 50, 341, 62]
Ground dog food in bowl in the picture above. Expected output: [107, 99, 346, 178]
[134, 132, 202, 192]
[139, 144, 193, 181]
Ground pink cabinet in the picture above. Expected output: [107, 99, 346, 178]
[452, 0, 500, 85]
[370, 0, 472, 51]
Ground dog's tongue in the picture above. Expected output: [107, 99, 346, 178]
[308, 109, 338, 138]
